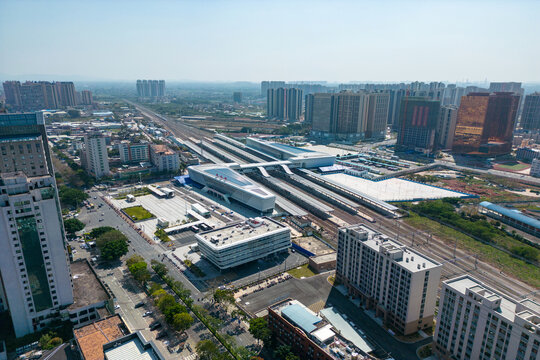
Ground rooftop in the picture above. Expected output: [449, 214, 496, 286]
[343, 224, 441, 272]
[274, 300, 323, 334]
[445, 275, 540, 324]
[69, 260, 110, 310]
[103, 333, 164, 360]
[479, 201, 540, 230]
[293, 236, 335, 256]
[320, 307, 373, 354]
[74, 315, 128, 360]
[197, 217, 288, 249]
[151, 144, 175, 155]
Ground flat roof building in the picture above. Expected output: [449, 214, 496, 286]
[149, 144, 179, 172]
[479, 201, 540, 238]
[336, 224, 442, 335]
[103, 332, 165, 360]
[188, 163, 276, 212]
[434, 275, 540, 360]
[74, 315, 129, 360]
[268, 299, 372, 360]
[196, 217, 291, 270]
[246, 137, 335, 168]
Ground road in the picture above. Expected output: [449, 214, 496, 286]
[78, 189, 258, 351]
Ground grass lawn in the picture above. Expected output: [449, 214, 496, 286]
[495, 162, 530, 171]
[405, 212, 540, 288]
[287, 264, 316, 279]
[123, 205, 154, 221]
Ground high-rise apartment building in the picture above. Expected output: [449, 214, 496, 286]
[330, 91, 369, 139]
[55, 82, 77, 107]
[3, 81, 22, 109]
[489, 82, 523, 95]
[267, 88, 303, 122]
[396, 97, 440, 153]
[0, 113, 73, 337]
[261, 81, 286, 96]
[336, 224, 442, 335]
[136, 80, 165, 99]
[20, 82, 58, 110]
[521, 93, 540, 131]
[453, 92, 519, 155]
[3, 81, 82, 110]
[118, 141, 149, 164]
[436, 105, 458, 150]
[306, 93, 333, 135]
[434, 275, 540, 360]
[82, 133, 110, 178]
[233, 92, 242, 103]
[365, 92, 390, 140]
[80, 90, 93, 106]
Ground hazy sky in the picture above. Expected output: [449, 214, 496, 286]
[1, 0, 539, 83]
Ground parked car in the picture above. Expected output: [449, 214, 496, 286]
[143, 311, 153, 317]
[134, 302, 144, 308]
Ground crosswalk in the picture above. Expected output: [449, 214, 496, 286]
[182, 353, 197, 360]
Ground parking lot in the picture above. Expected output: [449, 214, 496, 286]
[238, 272, 333, 316]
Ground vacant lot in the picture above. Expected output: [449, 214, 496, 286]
[123, 205, 154, 221]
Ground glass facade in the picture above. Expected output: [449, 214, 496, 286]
[396, 97, 440, 151]
[17, 215, 52, 312]
[453, 92, 519, 155]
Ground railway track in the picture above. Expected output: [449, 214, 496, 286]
[129, 100, 540, 302]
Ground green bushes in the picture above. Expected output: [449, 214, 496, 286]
[154, 229, 171, 242]
[408, 200, 540, 263]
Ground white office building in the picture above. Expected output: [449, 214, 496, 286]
[196, 217, 291, 270]
[336, 224, 442, 335]
[188, 164, 276, 212]
[82, 133, 110, 178]
[434, 275, 540, 360]
[118, 141, 149, 164]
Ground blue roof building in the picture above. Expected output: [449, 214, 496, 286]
[479, 201, 540, 238]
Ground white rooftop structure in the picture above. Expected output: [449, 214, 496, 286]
[103, 332, 164, 360]
[246, 137, 335, 168]
[347, 224, 440, 272]
[196, 217, 291, 269]
[321, 173, 470, 202]
[188, 163, 275, 212]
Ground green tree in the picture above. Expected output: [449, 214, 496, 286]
[172, 312, 193, 332]
[213, 289, 234, 304]
[63, 218, 85, 236]
[128, 261, 151, 283]
[59, 186, 88, 207]
[157, 294, 177, 312]
[274, 345, 293, 360]
[39, 332, 63, 350]
[97, 230, 128, 261]
[163, 303, 186, 323]
[126, 255, 145, 267]
[195, 340, 219, 360]
[248, 317, 271, 345]
[89, 226, 115, 239]
[67, 109, 80, 118]
[151, 260, 168, 277]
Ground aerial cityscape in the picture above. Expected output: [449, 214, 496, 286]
[0, 1, 539, 360]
